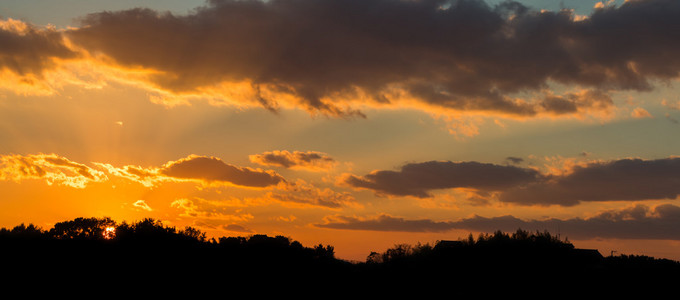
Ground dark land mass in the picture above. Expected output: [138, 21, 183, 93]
[2, 217, 679, 296]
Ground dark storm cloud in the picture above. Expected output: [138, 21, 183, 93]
[0, 20, 75, 76]
[342, 160, 541, 198]
[344, 157, 680, 206]
[500, 157, 680, 206]
[65, 0, 680, 116]
[315, 204, 680, 240]
[160, 155, 284, 188]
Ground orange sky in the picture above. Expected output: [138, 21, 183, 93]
[2, 0, 680, 262]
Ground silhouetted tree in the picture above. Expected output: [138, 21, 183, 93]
[3, 217, 680, 295]
[180, 226, 207, 242]
[366, 251, 382, 264]
[219, 236, 247, 247]
[49, 217, 115, 240]
[4, 223, 44, 238]
[314, 243, 335, 259]
[381, 243, 413, 263]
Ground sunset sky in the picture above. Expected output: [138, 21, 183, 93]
[2, 0, 680, 261]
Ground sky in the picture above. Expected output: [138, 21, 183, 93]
[1, 0, 680, 262]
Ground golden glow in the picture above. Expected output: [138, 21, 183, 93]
[103, 226, 115, 239]
[0, 153, 108, 189]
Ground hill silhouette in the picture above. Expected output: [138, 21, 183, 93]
[2, 217, 679, 296]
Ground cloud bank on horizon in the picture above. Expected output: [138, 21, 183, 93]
[316, 203, 680, 240]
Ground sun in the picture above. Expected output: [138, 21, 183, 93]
[103, 226, 116, 239]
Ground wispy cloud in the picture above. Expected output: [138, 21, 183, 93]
[132, 200, 153, 212]
[631, 107, 653, 118]
[170, 198, 255, 222]
[97, 155, 285, 188]
[0, 153, 107, 188]
[266, 179, 358, 209]
[662, 99, 680, 110]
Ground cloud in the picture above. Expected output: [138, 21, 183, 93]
[98, 155, 356, 208]
[96, 154, 286, 188]
[661, 99, 680, 110]
[266, 179, 358, 209]
[505, 156, 524, 164]
[60, 0, 680, 118]
[249, 150, 337, 171]
[0, 19, 76, 91]
[500, 157, 680, 206]
[159, 155, 285, 188]
[315, 204, 680, 240]
[342, 160, 541, 198]
[94, 163, 161, 187]
[317, 214, 457, 232]
[631, 107, 652, 118]
[539, 90, 614, 117]
[221, 224, 254, 233]
[170, 198, 254, 222]
[132, 200, 153, 212]
[344, 157, 680, 206]
[0, 153, 107, 188]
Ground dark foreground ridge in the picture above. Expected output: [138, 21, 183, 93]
[2, 217, 679, 295]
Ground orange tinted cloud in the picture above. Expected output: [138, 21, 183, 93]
[249, 150, 337, 171]
[97, 155, 285, 188]
[132, 200, 153, 212]
[93, 163, 161, 187]
[160, 155, 284, 188]
[60, 0, 680, 119]
[317, 214, 455, 233]
[170, 198, 254, 222]
[266, 179, 357, 209]
[631, 107, 653, 118]
[94, 155, 357, 208]
[539, 90, 614, 118]
[0, 153, 107, 188]
[0, 19, 75, 78]
[661, 99, 680, 110]
[0, 18, 79, 95]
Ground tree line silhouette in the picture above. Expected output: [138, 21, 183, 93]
[2, 217, 679, 295]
